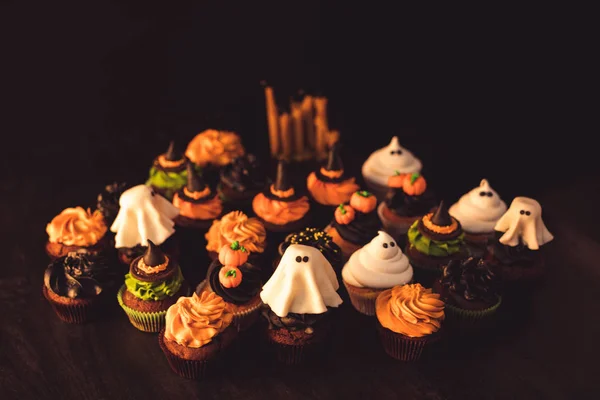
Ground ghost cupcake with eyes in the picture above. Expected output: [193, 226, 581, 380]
[449, 179, 507, 248]
[362, 136, 422, 199]
[146, 141, 190, 200]
[342, 231, 413, 316]
[486, 197, 553, 283]
[261, 244, 343, 364]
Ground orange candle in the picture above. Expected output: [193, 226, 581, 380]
[301, 96, 315, 151]
[279, 113, 292, 160]
[291, 102, 304, 159]
[264, 85, 280, 157]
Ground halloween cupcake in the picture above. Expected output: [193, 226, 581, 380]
[117, 240, 188, 332]
[218, 153, 267, 211]
[375, 284, 444, 361]
[433, 257, 501, 330]
[159, 291, 236, 380]
[485, 197, 553, 283]
[146, 141, 189, 200]
[185, 129, 245, 168]
[405, 201, 467, 285]
[196, 242, 262, 331]
[306, 142, 359, 208]
[172, 163, 223, 230]
[449, 179, 507, 249]
[276, 227, 343, 272]
[378, 172, 436, 238]
[46, 207, 110, 260]
[362, 136, 422, 199]
[205, 210, 267, 260]
[342, 231, 413, 316]
[111, 184, 180, 265]
[261, 244, 343, 364]
[324, 190, 381, 259]
[43, 252, 111, 323]
[97, 182, 128, 228]
[252, 160, 310, 233]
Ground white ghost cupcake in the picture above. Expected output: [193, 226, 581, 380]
[342, 231, 413, 316]
[449, 179, 507, 245]
[361, 136, 422, 198]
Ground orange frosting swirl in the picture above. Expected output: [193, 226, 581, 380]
[270, 185, 294, 199]
[46, 207, 107, 246]
[173, 192, 223, 220]
[376, 284, 445, 338]
[164, 292, 233, 348]
[320, 168, 344, 179]
[205, 211, 267, 253]
[185, 129, 245, 167]
[183, 186, 211, 200]
[422, 213, 459, 234]
[307, 172, 359, 206]
[136, 256, 169, 274]
[252, 193, 310, 225]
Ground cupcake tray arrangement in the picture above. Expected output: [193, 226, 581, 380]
[42, 128, 554, 381]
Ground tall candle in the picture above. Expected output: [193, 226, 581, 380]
[301, 96, 315, 151]
[314, 97, 329, 159]
[279, 113, 292, 160]
[264, 85, 280, 157]
[291, 102, 304, 159]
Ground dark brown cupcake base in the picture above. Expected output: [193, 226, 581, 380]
[43, 285, 99, 324]
[376, 320, 441, 361]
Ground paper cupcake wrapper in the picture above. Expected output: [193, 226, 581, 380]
[444, 297, 502, 323]
[43, 285, 96, 324]
[343, 282, 384, 316]
[232, 301, 263, 332]
[267, 332, 315, 365]
[158, 329, 209, 380]
[117, 285, 167, 333]
[376, 321, 440, 362]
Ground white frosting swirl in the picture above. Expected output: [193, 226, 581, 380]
[449, 179, 507, 234]
[342, 231, 413, 289]
[362, 136, 422, 187]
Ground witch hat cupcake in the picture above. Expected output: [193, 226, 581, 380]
[146, 141, 189, 200]
[252, 160, 310, 233]
[172, 163, 223, 230]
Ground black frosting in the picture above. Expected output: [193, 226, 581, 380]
[384, 187, 436, 217]
[279, 228, 343, 268]
[44, 252, 109, 299]
[440, 257, 498, 304]
[262, 307, 332, 332]
[96, 182, 128, 226]
[205, 259, 262, 305]
[489, 231, 538, 267]
[331, 209, 381, 246]
[220, 154, 267, 193]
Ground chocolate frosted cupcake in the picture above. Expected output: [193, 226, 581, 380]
[196, 242, 262, 331]
[378, 172, 436, 238]
[486, 197, 553, 284]
[276, 227, 343, 272]
[43, 252, 111, 323]
[117, 241, 188, 332]
[405, 201, 467, 285]
[159, 292, 237, 380]
[45, 206, 111, 260]
[217, 153, 267, 211]
[97, 182, 128, 228]
[172, 163, 223, 230]
[252, 160, 310, 233]
[205, 210, 267, 260]
[376, 284, 444, 361]
[146, 141, 189, 200]
[325, 190, 381, 259]
[261, 244, 343, 364]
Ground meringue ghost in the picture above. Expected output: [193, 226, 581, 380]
[449, 179, 507, 233]
[110, 185, 179, 248]
[261, 244, 343, 317]
[342, 231, 413, 289]
[494, 197, 553, 250]
[362, 136, 422, 187]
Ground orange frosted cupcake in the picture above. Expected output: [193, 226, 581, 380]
[252, 160, 310, 233]
[185, 129, 245, 168]
[306, 142, 359, 207]
[376, 284, 445, 361]
[205, 210, 267, 260]
[172, 163, 223, 230]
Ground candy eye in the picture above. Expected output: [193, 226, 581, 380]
[303, 256, 309, 262]
[150, 190, 156, 197]
[487, 192, 493, 197]
[479, 191, 486, 196]
[295, 256, 302, 263]
[520, 210, 525, 215]
[390, 242, 395, 247]
[383, 243, 388, 248]
[525, 211, 531, 216]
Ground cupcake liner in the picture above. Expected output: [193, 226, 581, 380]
[376, 321, 440, 361]
[158, 329, 209, 380]
[232, 300, 263, 332]
[444, 296, 502, 323]
[266, 331, 315, 365]
[343, 282, 384, 316]
[117, 285, 167, 332]
[43, 285, 96, 324]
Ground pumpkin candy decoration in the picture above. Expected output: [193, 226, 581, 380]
[219, 266, 243, 288]
[350, 190, 377, 213]
[218, 241, 248, 267]
[402, 173, 427, 196]
[387, 170, 407, 188]
[335, 204, 355, 225]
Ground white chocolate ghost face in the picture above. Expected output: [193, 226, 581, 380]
[110, 184, 179, 248]
[361, 136, 422, 187]
[494, 197, 553, 250]
[449, 179, 507, 233]
[365, 231, 400, 260]
[260, 244, 343, 317]
[470, 179, 503, 209]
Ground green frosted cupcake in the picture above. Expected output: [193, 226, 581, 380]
[146, 141, 191, 200]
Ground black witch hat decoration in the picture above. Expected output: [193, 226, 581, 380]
[431, 200, 453, 226]
[164, 141, 181, 161]
[143, 240, 167, 266]
[325, 141, 343, 171]
[186, 162, 206, 192]
[273, 160, 292, 192]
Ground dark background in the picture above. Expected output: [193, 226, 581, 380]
[1, 2, 598, 399]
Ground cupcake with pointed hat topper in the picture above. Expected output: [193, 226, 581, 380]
[362, 136, 422, 199]
[405, 201, 467, 285]
[252, 160, 311, 233]
[172, 163, 223, 230]
[342, 231, 413, 316]
[378, 171, 436, 238]
[146, 141, 190, 200]
[449, 179, 507, 249]
[324, 189, 382, 259]
[218, 153, 267, 212]
[306, 142, 359, 207]
[117, 240, 189, 332]
[485, 197, 553, 283]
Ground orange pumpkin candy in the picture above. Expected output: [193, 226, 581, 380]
[218, 241, 249, 267]
[350, 190, 377, 213]
[387, 171, 407, 189]
[335, 204, 355, 225]
[219, 266, 243, 288]
[402, 173, 427, 196]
